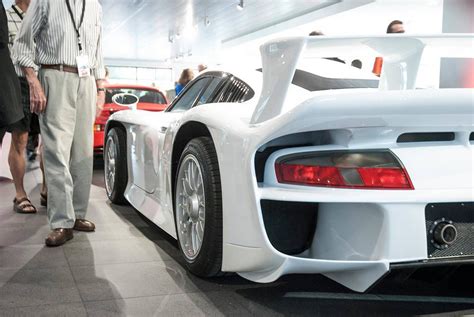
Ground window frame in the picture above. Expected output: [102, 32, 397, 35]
[165, 71, 253, 112]
[166, 77, 212, 113]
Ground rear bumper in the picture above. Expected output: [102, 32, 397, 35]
[226, 195, 473, 292]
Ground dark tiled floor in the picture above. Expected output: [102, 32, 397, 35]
[0, 155, 474, 316]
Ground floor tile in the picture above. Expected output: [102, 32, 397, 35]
[84, 200, 150, 228]
[63, 238, 173, 267]
[71, 261, 222, 302]
[0, 225, 51, 246]
[0, 302, 87, 317]
[0, 268, 18, 289]
[0, 267, 82, 308]
[69, 221, 171, 243]
[0, 206, 48, 230]
[0, 244, 68, 270]
[84, 291, 251, 317]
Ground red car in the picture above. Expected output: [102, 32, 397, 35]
[94, 84, 168, 154]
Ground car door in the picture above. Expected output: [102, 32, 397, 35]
[130, 78, 212, 195]
[153, 77, 216, 197]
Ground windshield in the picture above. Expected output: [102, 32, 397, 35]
[105, 88, 167, 104]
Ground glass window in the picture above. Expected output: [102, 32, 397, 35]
[196, 78, 222, 106]
[106, 88, 167, 105]
[216, 76, 255, 103]
[170, 78, 210, 112]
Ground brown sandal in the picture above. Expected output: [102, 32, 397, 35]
[40, 192, 47, 207]
[13, 197, 37, 214]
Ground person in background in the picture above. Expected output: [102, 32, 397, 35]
[309, 30, 324, 36]
[373, 20, 405, 76]
[14, 0, 106, 246]
[309, 30, 345, 64]
[0, 2, 23, 141]
[5, 0, 41, 213]
[351, 59, 362, 69]
[104, 66, 110, 83]
[386, 20, 405, 34]
[197, 64, 207, 73]
[175, 68, 194, 96]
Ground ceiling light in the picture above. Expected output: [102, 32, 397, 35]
[236, 0, 244, 10]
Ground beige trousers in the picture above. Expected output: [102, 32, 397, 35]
[39, 69, 96, 229]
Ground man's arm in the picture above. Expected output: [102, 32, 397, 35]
[23, 67, 46, 114]
[93, 5, 106, 117]
[14, 0, 47, 114]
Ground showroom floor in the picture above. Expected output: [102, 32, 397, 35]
[0, 157, 473, 316]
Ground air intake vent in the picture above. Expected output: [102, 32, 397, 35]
[470, 132, 474, 141]
[397, 132, 455, 143]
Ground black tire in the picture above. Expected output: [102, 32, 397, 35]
[175, 137, 223, 277]
[104, 127, 128, 205]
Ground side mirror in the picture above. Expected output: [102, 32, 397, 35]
[112, 93, 139, 110]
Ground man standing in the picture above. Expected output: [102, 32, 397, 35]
[5, 0, 39, 214]
[14, 0, 106, 246]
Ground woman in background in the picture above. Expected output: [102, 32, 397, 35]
[0, 2, 23, 133]
[175, 68, 194, 96]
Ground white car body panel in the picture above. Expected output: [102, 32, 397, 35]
[106, 35, 474, 292]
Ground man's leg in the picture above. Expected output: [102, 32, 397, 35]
[8, 129, 34, 212]
[8, 76, 36, 213]
[39, 69, 78, 231]
[70, 76, 95, 231]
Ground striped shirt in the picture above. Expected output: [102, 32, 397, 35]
[6, 4, 23, 51]
[13, 0, 105, 79]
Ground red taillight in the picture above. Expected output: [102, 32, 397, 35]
[276, 164, 345, 187]
[357, 167, 411, 188]
[275, 151, 413, 190]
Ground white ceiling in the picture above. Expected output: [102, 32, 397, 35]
[100, 0, 355, 64]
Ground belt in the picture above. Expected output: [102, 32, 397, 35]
[41, 64, 78, 74]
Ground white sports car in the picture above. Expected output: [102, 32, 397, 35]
[104, 35, 474, 292]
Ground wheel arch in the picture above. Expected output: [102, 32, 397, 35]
[103, 120, 129, 205]
[171, 121, 215, 201]
[105, 120, 127, 136]
[104, 120, 128, 162]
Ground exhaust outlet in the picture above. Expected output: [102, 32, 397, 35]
[433, 222, 458, 246]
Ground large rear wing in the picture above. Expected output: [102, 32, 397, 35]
[250, 34, 474, 124]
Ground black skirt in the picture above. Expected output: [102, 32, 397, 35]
[0, 4, 23, 128]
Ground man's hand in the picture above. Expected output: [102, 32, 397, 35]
[96, 90, 105, 118]
[23, 67, 47, 114]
